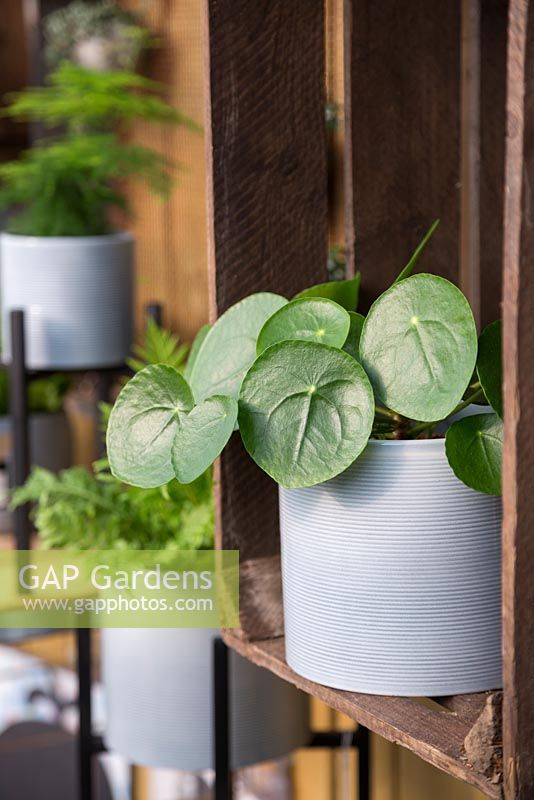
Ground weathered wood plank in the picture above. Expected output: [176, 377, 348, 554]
[224, 632, 502, 798]
[460, 0, 482, 325]
[502, 1, 534, 798]
[344, 0, 462, 309]
[239, 555, 283, 640]
[480, 0, 508, 328]
[0, 0, 28, 158]
[203, 0, 328, 579]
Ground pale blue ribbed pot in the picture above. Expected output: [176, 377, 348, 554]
[279, 438, 502, 696]
[102, 628, 310, 771]
[0, 232, 134, 369]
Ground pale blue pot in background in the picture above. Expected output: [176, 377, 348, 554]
[102, 628, 310, 771]
[280, 438, 502, 696]
[0, 232, 134, 369]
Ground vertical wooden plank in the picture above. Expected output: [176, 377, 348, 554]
[119, 0, 210, 342]
[0, 0, 28, 160]
[344, 1, 462, 310]
[325, 0, 346, 252]
[460, 0, 481, 326]
[203, 1, 327, 570]
[460, 0, 508, 329]
[480, 0, 508, 328]
[344, 0, 506, 321]
[502, 1, 534, 797]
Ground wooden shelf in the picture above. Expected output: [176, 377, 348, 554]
[204, 1, 534, 797]
[224, 631, 502, 799]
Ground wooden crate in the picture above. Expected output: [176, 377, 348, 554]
[202, 1, 532, 798]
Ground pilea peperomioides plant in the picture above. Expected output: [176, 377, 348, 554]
[107, 230, 503, 496]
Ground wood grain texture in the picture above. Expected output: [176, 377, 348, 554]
[203, 0, 328, 573]
[224, 632, 502, 798]
[502, 1, 534, 798]
[326, 0, 346, 252]
[480, 0, 508, 328]
[0, 0, 28, 159]
[460, 0, 482, 325]
[119, 0, 210, 342]
[239, 555, 284, 639]
[344, 0, 462, 310]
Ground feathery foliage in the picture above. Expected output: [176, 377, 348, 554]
[0, 63, 199, 236]
[11, 464, 214, 551]
[127, 317, 189, 374]
[2, 63, 197, 132]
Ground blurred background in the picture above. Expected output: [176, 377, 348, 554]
[0, 2, 487, 799]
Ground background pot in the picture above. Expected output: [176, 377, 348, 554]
[0, 412, 71, 532]
[0, 232, 134, 369]
[279, 438, 502, 696]
[102, 628, 309, 771]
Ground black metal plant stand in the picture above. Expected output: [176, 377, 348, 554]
[7, 307, 371, 800]
[5, 307, 123, 800]
[211, 638, 371, 800]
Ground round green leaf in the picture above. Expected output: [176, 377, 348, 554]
[476, 320, 502, 418]
[172, 395, 237, 484]
[189, 293, 287, 402]
[107, 365, 194, 488]
[343, 311, 365, 361]
[445, 412, 502, 495]
[359, 274, 477, 421]
[256, 298, 351, 355]
[293, 275, 360, 311]
[239, 341, 375, 488]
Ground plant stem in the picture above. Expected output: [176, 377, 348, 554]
[407, 387, 486, 438]
[375, 405, 397, 419]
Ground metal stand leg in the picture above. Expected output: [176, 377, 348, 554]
[77, 628, 93, 800]
[9, 310, 30, 550]
[145, 302, 163, 326]
[357, 726, 370, 800]
[213, 637, 232, 800]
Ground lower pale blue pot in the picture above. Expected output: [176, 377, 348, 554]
[102, 628, 310, 771]
[279, 438, 502, 696]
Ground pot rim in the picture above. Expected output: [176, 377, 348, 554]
[0, 231, 134, 246]
[366, 436, 444, 447]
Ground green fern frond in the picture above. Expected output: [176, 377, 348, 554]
[0, 132, 175, 236]
[127, 318, 189, 373]
[1, 62, 200, 132]
[0, 61, 200, 236]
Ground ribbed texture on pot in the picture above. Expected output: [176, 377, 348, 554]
[0, 233, 133, 369]
[279, 439, 502, 696]
[102, 628, 310, 771]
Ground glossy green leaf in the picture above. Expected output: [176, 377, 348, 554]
[188, 292, 287, 402]
[360, 274, 477, 421]
[172, 395, 237, 484]
[239, 341, 374, 488]
[394, 220, 440, 283]
[476, 320, 502, 418]
[343, 311, 365, 361]
[445, 412, 502, 495]
[184, 323, 211, 380]
[293, 274, 360, 311]
[107, 365, 194, 488]
[256, 298, 351, 355]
